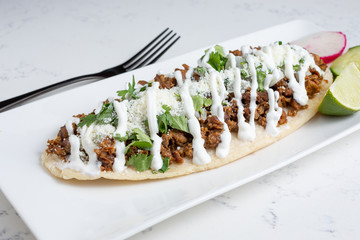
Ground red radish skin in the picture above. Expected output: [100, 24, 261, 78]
[292, 31, 347, 64]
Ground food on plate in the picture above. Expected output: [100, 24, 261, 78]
[42, 41, 333, 180]
[331, 45, 360, 77]
[292, 31, 347, 64]
[319, 62, 360, 115]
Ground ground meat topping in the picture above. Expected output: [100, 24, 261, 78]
[46, 126, 71, 160]
[200, 115, 224, 148]
[230, 49, 242, 56]
[223, 100, 238, 132]
[312, 53, 327, 71]
[73, 113, 86, 120]
[175, 64, 190, 80]
[154, 74, 177, 89]
[160, 129, 193, 164]
[241, 89, 270, 128]
[305, 67, 323, 98]
[94, 137, 116, 171]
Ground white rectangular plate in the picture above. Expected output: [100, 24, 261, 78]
[1, 20, 360, 240]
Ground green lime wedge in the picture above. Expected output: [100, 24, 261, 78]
[319, 62, 360, 115]
[331, 45, 360, 77]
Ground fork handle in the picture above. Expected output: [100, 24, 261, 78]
[0, 74, 105, 113]
[0, 64, 129, 113]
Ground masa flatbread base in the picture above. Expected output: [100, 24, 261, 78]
[41, 69, 333, 180]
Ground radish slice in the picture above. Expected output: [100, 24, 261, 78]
[292, 31, 347, 64]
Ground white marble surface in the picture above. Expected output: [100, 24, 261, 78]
[0, 0, 360, 239]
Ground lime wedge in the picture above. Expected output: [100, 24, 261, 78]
[331, 45, 360, 77]
[319, 62, 360, 115]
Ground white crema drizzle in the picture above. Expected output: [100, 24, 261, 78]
[175, 70, 211, 165]
[66, 124, 101, 176]
[146, 82, 163, 170]
[284, 45, 308, 105]
[209, 72, 231, 158]
[233, 65, 254, 141]
[113, 100, 128, 172]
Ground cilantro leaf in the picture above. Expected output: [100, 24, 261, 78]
[97, 103, 116, 125]
[169, 115, 190, 133]
[208, 51, 228, 72]
[162, 104, 171, 113]
[157, 105, 190, 134]
[192, 95, 204, 113]
[203, 98, 212, 107]
[78, 102, 118, 128]
[192, 95, 212, 114]
[158, 157, 170, 173]
[78, 114, 97, 127]
[126, 154, 153, 172]
[194, 66, 206, 76]
[240, 69, 248, 79]
[114, 134, 128, 142]
[293, 64, 300, 71]
[124, 128, 152, 153]
[133, 128, 152, 143]
[256, 65, 267, 92]
[157, 105, 171, 133]
[116, 90, 128, 99]
[201, 45, 228, 72]
[117, 75, 139, 100]
[174, 92, 181, 101]
[214, 45, 226, 56]
[157, 113, 169, 133]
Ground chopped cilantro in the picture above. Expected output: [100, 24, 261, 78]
[278, 41, 283, 45]
[192, 95, 212, 114]
[208, 51, 228, 72]
[157, 105, 171, 133]
[158, 157, 170, 173]
[78, 102, 118, 128]
[117, 75, 139, 100]
[256, 65, 266, 92]
[157, 105, 190, 133]
[78, 113, 97, 127]
[240, 69, 248, 79]
[114, 134, 128, 142]
[124, 128, 152, 153]
[162, 104, 171, 113]
[299, 58, 305, 64]
[293, 64, 301, 71]
[169, 115, 189, 133]
[126, 154, 153, 172]
[201, 45, 228, 72]
[97, 102, 117, 125]
[174, 92, 181, 101]
[194, 66, 206, 76]
[139, 82, 152, 93]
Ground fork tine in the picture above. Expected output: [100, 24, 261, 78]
[122, 30, 173, 69]
[148, 35, 181, 65]
[121, 28, 170, 66]
[132, 33, 180, 69]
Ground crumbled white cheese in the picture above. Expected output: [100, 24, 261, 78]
[91, 124, 116, 144]
[126, 84, 185, 134]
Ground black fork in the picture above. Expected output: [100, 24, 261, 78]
[0, 28, 180, 112]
